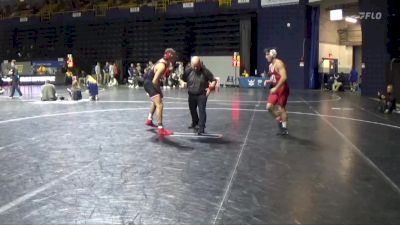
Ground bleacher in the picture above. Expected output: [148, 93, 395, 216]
[0, 1, 243, 75]
[0, 0, 229, 19]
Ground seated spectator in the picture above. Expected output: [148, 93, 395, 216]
[87, 75, 99, 101]
[242, 69, 249, 78]
[67, 80, 82, 101]
[169, 71, 180, 89]
[41, 80, 57, 101]
[332, 73, 343, 92]
[378, 84, 397, 114]
[322, 74, 333, 90]
[37, 64, 47, 75]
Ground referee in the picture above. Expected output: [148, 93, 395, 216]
[182, 56, 217, 135]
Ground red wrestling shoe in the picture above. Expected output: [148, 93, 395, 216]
[145, 119, 157, 127]
[158, 127, 174, 136]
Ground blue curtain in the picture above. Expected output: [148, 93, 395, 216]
[308, 7, 320, 89]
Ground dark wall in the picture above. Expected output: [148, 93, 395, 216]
[257, 3, 308, 89]
[387, 0, 400, 99]
[359, 0, 389, 96]
[1, 0, 315, 90]
[387, 0, 400, 59]
[0, 11, 243, 73]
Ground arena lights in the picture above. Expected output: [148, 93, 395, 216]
[330, 9, 343, 21]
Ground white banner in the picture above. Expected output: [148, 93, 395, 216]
[72, 12, 81, 18]
[183, 2, 194, 8]
[238, 0, 250, 3]
[261, 0, 299, 7]
[129, 7, 140, 13]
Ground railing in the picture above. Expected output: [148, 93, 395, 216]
[0, 0, 227, 21]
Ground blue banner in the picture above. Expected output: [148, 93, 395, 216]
[239, 77, 267, 88]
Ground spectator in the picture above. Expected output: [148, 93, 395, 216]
[144, 61, 153, 75]
[136, 63, 142, 77]
[67, 80, 82, 101]
[114, 62, 120, 82]
[0, 72, 4, 95]
[169, 72, 180, 89]
[41, 80, 57, 101]
[95, 62, 102, 85]
[242, 69, 249, 77]
[378, 84, 397, 114]
[136, 63, 143, 87]
[260, 70, 267, 78]
[108, 62, 118, 86]
[37, 64, 47, 75]
[127, 63, 138, 88]
[332, 73, 343, 92]
[87, 75, 98, 101]
[103, 61, 110, 85]
[323, 73, 334, 90]
[349, 67, 358, 92]
[169, 63, 181, 89]
[65, 69, 73, 85]
[78, 70, 87, 86]
[176, 62, 186, 88]
[8, 60, 23, 99]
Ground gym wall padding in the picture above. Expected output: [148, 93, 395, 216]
[257, 3, 309, 89]
[359, 0, 389, 96]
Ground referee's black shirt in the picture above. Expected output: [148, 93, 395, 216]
[182, 66, 216, 95]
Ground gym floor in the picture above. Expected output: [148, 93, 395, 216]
[0, 86, 399, 224]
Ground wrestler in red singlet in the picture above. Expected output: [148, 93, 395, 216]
[143, 48, 176, 136]
[264, 48, 290, 135]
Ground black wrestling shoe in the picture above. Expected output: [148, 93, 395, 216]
[188, 123, 199, 129]
[277, 128, 289, 136]
[197, 129, 205, 135]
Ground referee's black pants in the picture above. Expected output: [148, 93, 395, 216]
[188, 93, 208, 131]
